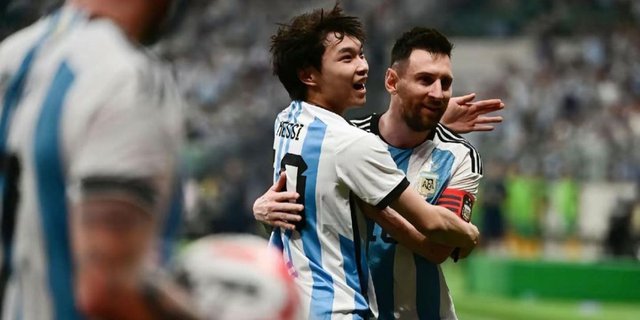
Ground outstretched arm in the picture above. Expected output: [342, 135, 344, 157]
[442, 93, 504, 134]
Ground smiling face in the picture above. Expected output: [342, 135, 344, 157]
[389, 49, 452, 132]
[304, 32, 368, 114]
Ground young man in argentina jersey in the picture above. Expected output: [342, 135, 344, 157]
[0, 1, 196, 319]
[264, 4, 479, 319]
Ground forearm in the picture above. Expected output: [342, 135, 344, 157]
[72, 200, 197, 320]
[389, 188, 476, 248]
[76, 267, 197, 320]
[427, 212, 474, 247]
[373, 206, 452, 264]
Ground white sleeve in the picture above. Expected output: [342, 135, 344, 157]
[68, 69, 182, 213]
[336, 133, 409, 208]
[446, 153, 482, 197]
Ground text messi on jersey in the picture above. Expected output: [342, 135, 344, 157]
[276, 120, 305, 141]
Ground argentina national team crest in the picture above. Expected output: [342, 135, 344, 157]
[416, 171, 438, 198]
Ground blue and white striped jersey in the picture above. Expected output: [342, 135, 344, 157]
[0, 7, 183, 320]
[350, 113, 482, 320]
[270, 101, 410, 319]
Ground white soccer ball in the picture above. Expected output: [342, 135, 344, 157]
[175, 234, 300, 320]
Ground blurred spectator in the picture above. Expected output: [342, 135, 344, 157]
[606, 185, 640, 259]
[479, 163, 507, 252]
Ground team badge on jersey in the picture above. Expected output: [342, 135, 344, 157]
[416, 171, 438, 198]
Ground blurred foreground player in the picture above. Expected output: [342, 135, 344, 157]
[0, 0, 196, 319]
[175, 234, 301, 320]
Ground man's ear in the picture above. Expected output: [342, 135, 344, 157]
[298, 67, 318, 87]
[385, 68, 399, 94]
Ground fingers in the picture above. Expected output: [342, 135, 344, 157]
[271, 190, 300, 202]
[475, 115, 503, 124]
[271, 220, 298, 231]
[268, 201, 304, 213]
[268, 211, 302, 222]
[471, 100, 504, 114]
[472, 125, 496, 132]
[453, 92, 476, 104]
[472, 99, 502, 107]
[471, 115, 504, 131]
[271, 172, 287, 191]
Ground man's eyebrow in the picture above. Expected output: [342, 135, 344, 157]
[337, 46, 362, 54]
[415, 71, 453, 80]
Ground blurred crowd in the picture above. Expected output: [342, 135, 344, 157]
[3, 0, 640, 258]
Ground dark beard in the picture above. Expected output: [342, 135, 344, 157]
[403, 110, 439, 132]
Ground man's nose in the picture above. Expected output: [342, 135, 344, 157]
[356, 56, 369, 75]
[429, 80, 445, 99]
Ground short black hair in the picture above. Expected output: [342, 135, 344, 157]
[270, 3, 365, 101]
[390, 27, 453, 67]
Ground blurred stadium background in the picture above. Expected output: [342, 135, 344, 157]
[2, 0, 639, 319]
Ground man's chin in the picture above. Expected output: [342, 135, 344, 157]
[352, 97, 367, 107]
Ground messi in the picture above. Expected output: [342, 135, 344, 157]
[276, 121, 305, 140]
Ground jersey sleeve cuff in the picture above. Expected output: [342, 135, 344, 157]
[375, 177, 410, 209]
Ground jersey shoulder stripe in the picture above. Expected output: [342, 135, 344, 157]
[348, 114, 376, 133]
[435, 124, 483, 174]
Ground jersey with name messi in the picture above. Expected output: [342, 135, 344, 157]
[270, 101, 410, 319]
[350, 113, 482, 320]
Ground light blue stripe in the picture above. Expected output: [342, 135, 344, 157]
[415, 148, 454, 319]
[281, 101, 303, 163]
[298, 118, 333, 318]
[387, 146, 412, 174]
[273, 101, 299, 182]
[274, 101, 302, 276]
[268, 227, 283, 250]
[368, 224, 395, 320]
[425, 149, 455, 203]
[339, 235, 368, 314]
[370, 146, 413, 319]
[281, 102, 304, 267]
[0, 16, 63, 273]
[415, 257, 440, 319]
[0, 11, 62, 152]
[273, 115, 284, 182]
[33, 61, 81, 320]
[160, 172, 184, 266]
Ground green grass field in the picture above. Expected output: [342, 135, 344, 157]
[443, 261, 640, 320]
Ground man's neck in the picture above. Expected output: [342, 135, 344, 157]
[307, 101, 347, 116]
[379, 109, 432, 149]
[306, 92, 347, 116]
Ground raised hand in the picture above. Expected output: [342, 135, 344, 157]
[442, 93, 505, 134]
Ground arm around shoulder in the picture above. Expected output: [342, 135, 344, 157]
[358, 199, 452, 264]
